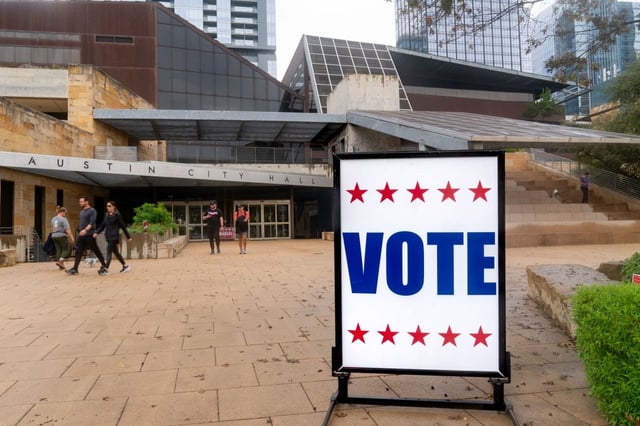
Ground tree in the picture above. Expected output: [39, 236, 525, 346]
[390, 0, 640, 86]
[522, 88, 565, 121]
[601, 59, 640, 135]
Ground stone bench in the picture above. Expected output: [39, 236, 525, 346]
[157, 235, 188, 258]
[0, 248, 16, 267]
[526, 264, 617, 338]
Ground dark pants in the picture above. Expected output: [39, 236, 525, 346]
[105, 239, 126, 268]
[581, 187, 589, 203]
[53, 235, 71, 260]
[72, 234, 106, 270]
[207, 226, 220, 251]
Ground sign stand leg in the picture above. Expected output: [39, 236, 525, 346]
[322, 373, 350, 426]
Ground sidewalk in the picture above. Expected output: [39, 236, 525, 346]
[0, 239, 636, 425]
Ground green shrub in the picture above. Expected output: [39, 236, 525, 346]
[573, 283, 640, 425]
[128, 202, 177, 234]
[621, 252, 640, 283]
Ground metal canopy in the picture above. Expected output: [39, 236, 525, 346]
[93, 110, 347, 144]
[348, 111, 640, 150]
[389, 48, 568, 96]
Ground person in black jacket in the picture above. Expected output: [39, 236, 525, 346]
[94, 200, 132, 274]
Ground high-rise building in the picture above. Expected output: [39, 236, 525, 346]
[530, 0, 640, 115]
[395, 0, 526, 71]
[147, 0, 277, 77]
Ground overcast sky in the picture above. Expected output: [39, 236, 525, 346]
[275, 0, 396, 79]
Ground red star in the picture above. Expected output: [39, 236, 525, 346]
[408, 325, 429, 345]
[470, 326, 492, 347]
[377, 182, 398, 202]
[407, 182, 429, 202]
[348, 323, 369, 343]
[469, 180, 491, 202]
[378, 324, 399, 344]
[439, 326, 460, 346]
[438, 181, 459, 202]
[347, 183, 367, 203]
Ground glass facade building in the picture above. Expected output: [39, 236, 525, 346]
[150, 0, 277, 77]
[530, 0, 640, 114]
[395, 0, 526, 71]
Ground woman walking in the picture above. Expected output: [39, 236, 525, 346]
[94, 201, 132, 274]
[50, 206, 75, 270]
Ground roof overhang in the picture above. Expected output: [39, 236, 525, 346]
[93, 109, 346, 144]
[347, 111, 640, 150]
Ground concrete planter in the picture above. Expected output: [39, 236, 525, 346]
[121, 231, 172, 259]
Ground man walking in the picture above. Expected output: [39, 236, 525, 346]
[203, 200, 224, 254]
[65, 196, 109, 276]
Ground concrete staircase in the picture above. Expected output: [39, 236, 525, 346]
[505, 166, 640, 247]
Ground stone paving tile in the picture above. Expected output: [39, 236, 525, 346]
[270, 412, 329, 425]
[45, 340, 122, 359]
[381, 374, 492, 401]
[0, 404, 33, 426]
[183, 331, 246, 350]
[85, 370, 178, 400]
[243, 327, 310, 345]
[118, 391, 218, 426]
[142, 348, 216, 371]
[0, 333, 41, 348]
[507, 393, 597, 425]
[536, 388, 608, 426]
[254, 358, 330, 386]
[0, 376, 97, 406]
[218, 383, 313, 421]
[175, 364, 258, 392]
[0, 359, 74, 381]
[115, 335, 184, 355]
[280, 340, 332, 361]
[155, 321, 214, 338]
[63, 354, 146, 377]
[15, 397, 127, 426]
[0, 344, 57, 363]
[27, 329, 101, 346]
[215, 343, 284, 365]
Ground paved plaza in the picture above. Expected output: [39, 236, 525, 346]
[0, 239, 636, 425]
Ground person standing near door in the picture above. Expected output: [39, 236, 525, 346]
[203, 200, 224, 254]
[234, 205, 249, 254]
[65, 196, 108, 276]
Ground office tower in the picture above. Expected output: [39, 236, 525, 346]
[148, 0, 276, 76]
[395, 0, 526, 71]
[530, 0, 640, 114]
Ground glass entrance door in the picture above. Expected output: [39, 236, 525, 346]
[237, 200, 291, 240]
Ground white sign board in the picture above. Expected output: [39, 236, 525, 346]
[334, 151, 506, 376]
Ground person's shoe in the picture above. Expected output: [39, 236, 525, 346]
[98, 267, 109, 276]
[65, 268, 78, 275]
[217, 248, 221, 254]
[120, 265, 131, 273]
[55, 261, 65, 270]
[210, 250, 214, 255]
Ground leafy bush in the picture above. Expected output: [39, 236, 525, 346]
[573, 283, 640, 425]
[621, 252, 640, 283]
[129, 202, 177, 234]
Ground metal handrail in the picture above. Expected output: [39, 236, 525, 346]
[529, 149, 640, 200]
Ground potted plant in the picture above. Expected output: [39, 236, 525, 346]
[124, 202, 178, 259]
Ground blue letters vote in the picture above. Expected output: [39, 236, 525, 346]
[342, 232, 497, 296]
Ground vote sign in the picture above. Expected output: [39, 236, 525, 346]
[333, 151, 507, 377]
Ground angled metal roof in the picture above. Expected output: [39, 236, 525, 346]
[94, 109, 346, 144]
[348, 111, 640, 150]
